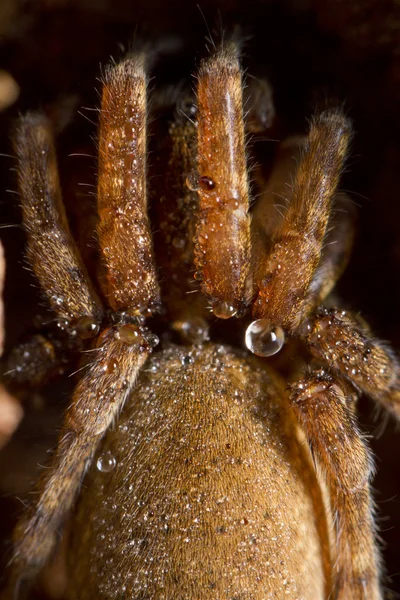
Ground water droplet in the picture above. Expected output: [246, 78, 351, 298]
[186, 171, 200, 191]
[118, 324, 140, 345]
[173, 317, 209, 344]
[213, 302, 237, 319]
[172, 237, 185, 249]
[227, 198, 240, 209]
[105, 360, 118, 373]
[245, 320, 285, 357]
[146, 333, 159, 349]
[181, 355, 194, 366]
[180, 97, 197, 117]
[97, 452, 116, 473]
[76, 316, 100, 339]
[52, 295, 64, 306]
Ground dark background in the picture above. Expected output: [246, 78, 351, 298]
[0, 0, 399, 597]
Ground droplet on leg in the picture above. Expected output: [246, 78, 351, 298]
[118, 324, 140, 345]
[96, 451, 116, 473]
[186, 171, 200, 192]
[245, 319, 285, 357]
[213, 301, 237, 319]
[76, 316, 100, 339]
[145, 333, 160, 349]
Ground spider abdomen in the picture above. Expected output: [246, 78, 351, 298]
[68, 343, 330, 599]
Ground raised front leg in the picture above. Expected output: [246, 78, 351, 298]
[252, 110, 352, 333]
[194, 42, 252, 319]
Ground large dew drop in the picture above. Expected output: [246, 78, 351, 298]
[245, 319, 285, 357]
[96, 451, 117, 473]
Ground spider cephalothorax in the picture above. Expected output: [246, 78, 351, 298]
[1, 41, 400, 600]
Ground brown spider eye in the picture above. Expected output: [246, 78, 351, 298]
[245, 320, 285, 357]
[198, 176, 215, 190]
[76, 316, 100, 339]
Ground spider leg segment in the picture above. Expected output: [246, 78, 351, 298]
[305, 192, 356, 309]
[252, 140, 355, 313]
[14, 115, 104, 329]
[251, 135, 306, 248]
[304, 308, 400, 417]
[1, 332, 71, 389]
[194, 43, 252, 319]
[251, 111, 352, 333]
[6, 328, 152, 595]
[246, 116, 354, 358]
[290, 369, 381, 600]
[97, 55, 160, 315]
[3, 56, 160, 596]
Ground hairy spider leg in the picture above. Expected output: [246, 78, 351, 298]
[305, 191, 356, 309]
[248, 109, 396, 597]
[97, 55, 160, 316]
[14, 114, 104, 328]
[252, 110, 352, 332]
[304, 308, 400, 418]
[194, 42, 252, 319]
[251, 136, 307, 274]
[0, 117, 104, 393]
[291, 369, 381, 600]
[248, 115, 399, 417]
[3, 56, 160, 597]
[251, 136, 355, 304]
[1, 333, 71, 389]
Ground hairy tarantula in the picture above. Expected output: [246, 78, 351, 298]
[1, 41, 400, 599]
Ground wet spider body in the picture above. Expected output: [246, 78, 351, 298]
[70, 344, 329, 599]
[1, 43, 400, 599]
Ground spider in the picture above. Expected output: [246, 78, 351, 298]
[1, 41, 400, 600]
